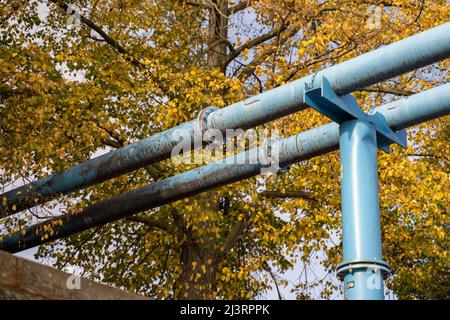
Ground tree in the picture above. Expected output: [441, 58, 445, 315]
[0, 0, 449, 299]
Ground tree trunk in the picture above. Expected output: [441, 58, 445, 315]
[207, 0, 228, 68]
[176, 1, 231, 300]
[177, 240, 218, 299]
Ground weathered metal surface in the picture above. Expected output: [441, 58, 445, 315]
[0, 120, 196, 215]
[337, 120, 388, 300]
[2, 83, 449, 253]
[2, 22, 450, 215]
[304, 76, 407, 153]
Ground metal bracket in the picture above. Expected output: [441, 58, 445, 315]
[196, 106, 219, 142]
[304, 77, 407, 153]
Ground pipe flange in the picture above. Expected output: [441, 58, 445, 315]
[259, 137, 273, 167]
[337, 259, 391, 280]
[196, 106, 219, 141]
[259, 137, 287, 175]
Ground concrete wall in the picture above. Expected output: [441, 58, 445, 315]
[0, 250, 146, 300]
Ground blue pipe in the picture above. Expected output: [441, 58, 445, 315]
[209, 22, 450, 130]
[338, 120, 387, 300]
[2, 83, 449, 253]
[2, 23, 450, 215]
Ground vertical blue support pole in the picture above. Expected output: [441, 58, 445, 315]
[337, 120, 390, 300]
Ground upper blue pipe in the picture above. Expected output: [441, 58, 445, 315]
[207, 22, 450, 130]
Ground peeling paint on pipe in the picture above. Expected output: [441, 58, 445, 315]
[2, 22, 450, 216]
[2, 83, 449, 253]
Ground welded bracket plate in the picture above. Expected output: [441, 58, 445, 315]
[304, 77, 407, 153]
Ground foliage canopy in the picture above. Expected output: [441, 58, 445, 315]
[0, 0, 449, 299]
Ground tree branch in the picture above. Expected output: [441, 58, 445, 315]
[221, 23, 289, 71]
[95, 120, 164, 182]
[0, 85, 43, 98]
[237, 25, 298, 82]
[405, 153, 449, 161]
[48, 0, 169, 96]
[359, 86, 416, 96]
[214, 219, 248, 264]
[103, 139, 123, 149]
[60, 225, 104, 268]
[0, 86, 23, 97]
[143, 163, 165, 181]
[49, 0, 142, 68]
[261, 260, 283, 300]
[127, 215, 174, 234]
[205, 38, 236, 55]
[228, 1, 250, 14]
[261, 190, 319, 203]
[283, 42, 355, 83]
[180, 0, 213, 9]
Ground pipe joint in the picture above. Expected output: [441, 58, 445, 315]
[337, 259, 391, 280]
[258, 137, 291, 174]
[304, 77, 407, 153]
[196, 106, 219, 142]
